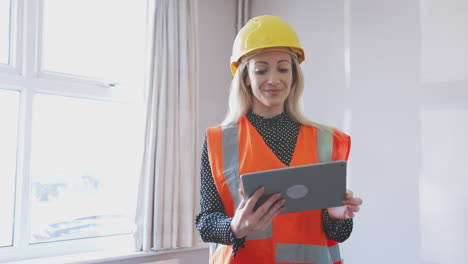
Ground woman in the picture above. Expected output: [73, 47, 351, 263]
[196, 15, 363, 264]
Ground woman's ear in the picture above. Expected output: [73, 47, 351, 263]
[242, 63, 251, 90]
[245, 75, 251, 87]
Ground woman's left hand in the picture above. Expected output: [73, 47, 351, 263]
[327, 190, 363, 220]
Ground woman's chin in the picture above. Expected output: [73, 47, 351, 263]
[262, 100, 286, 110]
[269, 98, 287, 106]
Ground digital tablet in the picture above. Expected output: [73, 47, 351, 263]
[240, 161, 347, 214]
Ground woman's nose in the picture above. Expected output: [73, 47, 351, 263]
[267, 72, 280, 85]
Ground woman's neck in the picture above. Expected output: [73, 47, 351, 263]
[251, 103, 284, 118]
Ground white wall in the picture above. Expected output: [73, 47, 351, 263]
[251, 0, 468, 263]
[198, 0, 237, 135]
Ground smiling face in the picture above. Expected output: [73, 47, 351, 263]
[245, 50, 293, 117]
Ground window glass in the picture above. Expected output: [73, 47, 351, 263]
[0, 89, 19, 247]
[29, 94, 143, 243]
[41, 0, 146, 88]
[0, 0, 11, 64]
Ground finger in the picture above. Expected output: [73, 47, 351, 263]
[260, 198, 285, 223]
[258, 202, 285, 231]
[245, 187, 265, 211]
[356, 197, 363, 205]
[238, 187, 245, 198]
[343, 197, 363, 206]
[276, 205, 286, 215]
[346, 205, 360, 213]
[237, 197, 247, 210]
[346, 190, 353, 200]
[254, 193, 282, 217]
[272, 201, 286, 217]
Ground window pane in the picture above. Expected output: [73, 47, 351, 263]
[0, 0, 11, 64]
[41, 0, 146, 86]
[29, 94, 143, 244]
[0, 89, 19, 247]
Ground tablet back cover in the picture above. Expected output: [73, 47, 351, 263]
[241, 161, 347, 214]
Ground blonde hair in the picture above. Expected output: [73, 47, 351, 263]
[221, 53, 334, 133]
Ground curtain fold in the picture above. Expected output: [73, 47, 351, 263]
[134, 0, 199, 251]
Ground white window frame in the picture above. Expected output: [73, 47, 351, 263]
[0, 0, 146, 262]
[0, 0, 21, 75]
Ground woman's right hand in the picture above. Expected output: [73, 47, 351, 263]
[230, 187, 285, 239]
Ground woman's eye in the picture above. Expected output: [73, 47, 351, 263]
[279, 68, 290, 73]
[255, 69, 267, 74]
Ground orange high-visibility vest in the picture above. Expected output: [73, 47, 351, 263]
[206, 115, 351, 264]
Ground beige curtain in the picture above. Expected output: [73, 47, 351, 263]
[134, 0, 199, 251]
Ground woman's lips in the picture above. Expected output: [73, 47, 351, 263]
[264, 89, 281, 96]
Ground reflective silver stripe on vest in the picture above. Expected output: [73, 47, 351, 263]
[221, 124, 242, 209]
[328, 244, 341, 263]
[276, 243, 332, 264]
[317, 129, 333, 163]
[221, 124, 273, 241]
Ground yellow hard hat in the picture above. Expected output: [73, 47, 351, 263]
[230, 15, 305, 75]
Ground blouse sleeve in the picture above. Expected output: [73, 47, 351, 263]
[322, 209, 353, 242]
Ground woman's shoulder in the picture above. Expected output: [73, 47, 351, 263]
[331, 127, 350, 139]
[205, 122, 235, 133]
[301, 122, 350, 139]
[204, 121, 237, 140]
[207, 116, 246, 131]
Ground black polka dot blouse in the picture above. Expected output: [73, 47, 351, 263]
[195, 110, 353, 257]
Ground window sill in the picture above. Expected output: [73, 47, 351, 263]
[8, 245, 209, 264]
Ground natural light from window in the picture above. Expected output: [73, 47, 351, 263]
[29, 94, 143, 243]
[42, 0, 146, 88]
[0, 0, 147, 260]
[0, 0, 11, 64]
